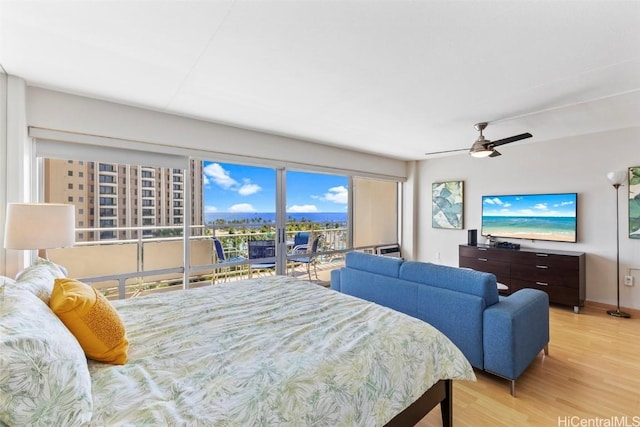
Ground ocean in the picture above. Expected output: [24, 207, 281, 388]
[205, 212, 347, 225]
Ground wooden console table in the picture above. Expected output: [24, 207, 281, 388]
[459, 244, 585, 313]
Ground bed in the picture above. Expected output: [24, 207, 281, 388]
[1, 263, 475, 427]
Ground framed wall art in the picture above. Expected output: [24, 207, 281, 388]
[629, 166, 640, 239]
[432, 181, 464, 229]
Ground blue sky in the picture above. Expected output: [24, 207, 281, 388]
[202, 162, 348, 213]
[482, 194, 577, 217]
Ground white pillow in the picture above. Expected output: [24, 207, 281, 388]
[0, 276, 16, 285]
[0, 286, 93, 426]
[12, 258, 66, 304]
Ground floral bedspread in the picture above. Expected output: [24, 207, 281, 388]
[89, 275, 475, 426]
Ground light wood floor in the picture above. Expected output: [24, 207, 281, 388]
[417, 303, 640, 426]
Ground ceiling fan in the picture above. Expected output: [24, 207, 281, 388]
[426, 122, 533, 158]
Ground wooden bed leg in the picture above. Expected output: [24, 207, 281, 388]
[440, 379, 453, 427]
[383, 379, 453, 427]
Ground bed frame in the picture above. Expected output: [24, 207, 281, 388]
[384, 379, 452, 427]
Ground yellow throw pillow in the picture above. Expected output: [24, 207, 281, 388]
[50, 278, 129, 365]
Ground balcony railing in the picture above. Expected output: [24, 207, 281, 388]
[49, 223, 349, 300]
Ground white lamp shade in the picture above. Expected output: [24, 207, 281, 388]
[606, 170, 627, 186]
[4, 203, 76, 250]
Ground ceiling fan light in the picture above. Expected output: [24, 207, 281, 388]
[469, 140, 493, 158]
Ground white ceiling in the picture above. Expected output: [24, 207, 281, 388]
[1, 0, 639, 161]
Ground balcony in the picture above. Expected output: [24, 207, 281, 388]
[49, 224, 349, 300]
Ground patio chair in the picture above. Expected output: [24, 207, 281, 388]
[293, 231, 310, 248]
[213, 238, 245, 282]
[290, 234, 323, 281]
[248, 239, 276, 277]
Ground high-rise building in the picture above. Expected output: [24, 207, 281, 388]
[44, 159, 203, 242]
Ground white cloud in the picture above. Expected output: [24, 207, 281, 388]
[288, 204, 318, 213]
[485, 197, 502, 205]
[203, 164, 262, 198]
[322, 186, 348, 204]
[238, 180, 262, 196]
[229, 203, 256, 212]
[204, 205, 217, 213]
[534, 203, 548, 210]
[203, 163, 238, 189]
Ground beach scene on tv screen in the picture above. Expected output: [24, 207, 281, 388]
[482, 194, 577, 242]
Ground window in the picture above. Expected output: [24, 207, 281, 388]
[38, 143, 399, 298]
[285, 170, 350, 277]
[99, 185, 115, 194]
[198, 161, 352, 277]
[99, 197, 115, 205]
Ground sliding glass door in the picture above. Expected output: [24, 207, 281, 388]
[284, 170, 349, 280]
[37, 140, 400, 296]
[201, 160, 278, 278]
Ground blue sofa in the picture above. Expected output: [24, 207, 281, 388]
[330, 252, 549, 395]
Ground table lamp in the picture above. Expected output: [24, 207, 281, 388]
[3, 203, 76, 259]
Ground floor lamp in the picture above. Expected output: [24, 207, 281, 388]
[606, 171, 631, 318]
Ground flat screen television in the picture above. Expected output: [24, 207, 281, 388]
[481, 193, 578, 243]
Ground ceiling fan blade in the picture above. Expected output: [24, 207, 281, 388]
[425, 148, 468, 156]
[490, 133, 532, 147]
[489, 149, 501, 158]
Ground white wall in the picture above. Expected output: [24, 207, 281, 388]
[26, 87, 407, 180]
[415, 127, 640, 310]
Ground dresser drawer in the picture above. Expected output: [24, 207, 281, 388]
[510, 263, 579, 288]
[459, 245, 511, 262]
[459, 256, 510, 286]
[511, 279, 581, 306]
[511, 251, 579, 270]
